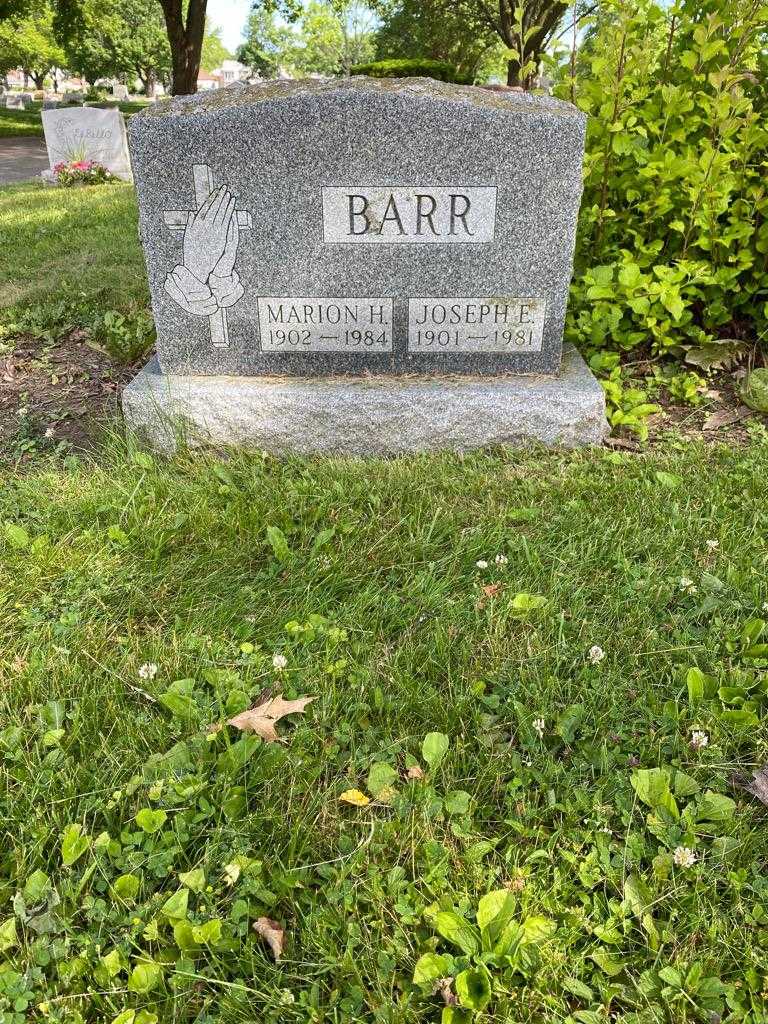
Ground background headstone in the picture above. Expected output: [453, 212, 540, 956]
[112, 84, 129, 100]
[6, 95, 26, 110]
[128, 77, 585, 377]
[42, 106, 133, 181]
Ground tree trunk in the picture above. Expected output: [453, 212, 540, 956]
[159, 0, 208, 95]
[498, 0, 567, 90]
[506, 57, 521, 86]
[145, 70, 157, 98]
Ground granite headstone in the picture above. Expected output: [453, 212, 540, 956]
[6, 95, 26, 110]
[42, 106, 133, 180]
[128, 77, 585, 377]
[123, 77, 607, 452]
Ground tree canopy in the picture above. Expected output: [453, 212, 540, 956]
[0, 3, 65, 87]
[238, 0, 374, 79]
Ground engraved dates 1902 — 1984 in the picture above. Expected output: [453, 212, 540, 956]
[257, 298, 394, 353]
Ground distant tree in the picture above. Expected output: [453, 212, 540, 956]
[372, 0, 497, 80]
[0, 3, 65, 88]
[288, 1, 343, 74]
[331, 0, 375, 75]
[236, 7, 293, 78]
[52, 0, 207, 93]
[288, 1, 373, 76]
[59, 6, 114, 85]
[373, 0, 583, 87]
[4, 0, 233, 93]
[61, 0, 171, 93]
[59, 0, 228, 94]
[200, 21, 230, 71]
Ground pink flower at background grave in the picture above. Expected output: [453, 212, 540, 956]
[53, 159, 112, 188]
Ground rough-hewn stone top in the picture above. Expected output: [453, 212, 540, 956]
[138, 76, 584, 121]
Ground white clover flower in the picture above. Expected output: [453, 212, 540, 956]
[673, 846, 697, 868]
[138, 662, 158, 680]
[533, 717, 545, 738]
[679, 577, 697, 594]
[690, 729, 709, 751]
[475, 560, 489, 569]
[272, 653, 288, 671]
[705, 539, 719, 552]
[588, 645, 605, 665]
[44, 427, 55, 439]
[495, 554, 509, 566]
[762, 602, 768, 613]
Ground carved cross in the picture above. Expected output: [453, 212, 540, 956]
[163, 163, 252, 349]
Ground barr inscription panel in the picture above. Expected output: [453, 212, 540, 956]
[258, 297, 394, 353]
[322, 186, 496, 244]
[408, 298, 545, 354]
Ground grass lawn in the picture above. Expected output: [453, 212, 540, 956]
[1, 438, 767, 1022]
[0, 108, 43, 138]
[0, 182, 146, 313]
[0, 100, 152, 139]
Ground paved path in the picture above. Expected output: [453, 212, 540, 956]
[0, 137, 48, 184]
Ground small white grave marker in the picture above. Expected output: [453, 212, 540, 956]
[41, 106, 133, 181]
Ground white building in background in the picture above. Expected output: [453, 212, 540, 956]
[197, 70, 220, 91]
[197, 60, 250, 90]
[217, 60, 249, 84]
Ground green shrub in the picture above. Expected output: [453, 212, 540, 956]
[89, 308, 155, 363]
[350, 58, 472, 84]
[557, 0, 768, 361]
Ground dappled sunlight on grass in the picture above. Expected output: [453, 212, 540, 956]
[0, 182, 146, 310]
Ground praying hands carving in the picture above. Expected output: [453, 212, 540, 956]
[163, 165, 251, 349]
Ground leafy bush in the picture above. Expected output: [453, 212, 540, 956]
[351, 58, 472, 84]
[89, 308, 156, 363]
[84, 86, 109, 102]
[558, 0, 768, 362]
[53, 159, 116, 187]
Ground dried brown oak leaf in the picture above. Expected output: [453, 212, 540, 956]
[738, 766, 768, 806]
[253, 916, 284, 960]
[435, 978, 457, 1006]
[703, 405, 753, 431]
[228, 694, 315, 743]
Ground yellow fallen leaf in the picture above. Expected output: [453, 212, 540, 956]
[253, 916, 284, 960]
[223, 863, 241, 886]
[339, 789, 371, 807]
[227, 694, 316, 743]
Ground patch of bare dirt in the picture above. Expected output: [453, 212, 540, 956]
[0, 329, 135, 457]
[645, 368, 764, 447]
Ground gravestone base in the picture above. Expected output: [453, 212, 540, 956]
[122, 345, 607, 455]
